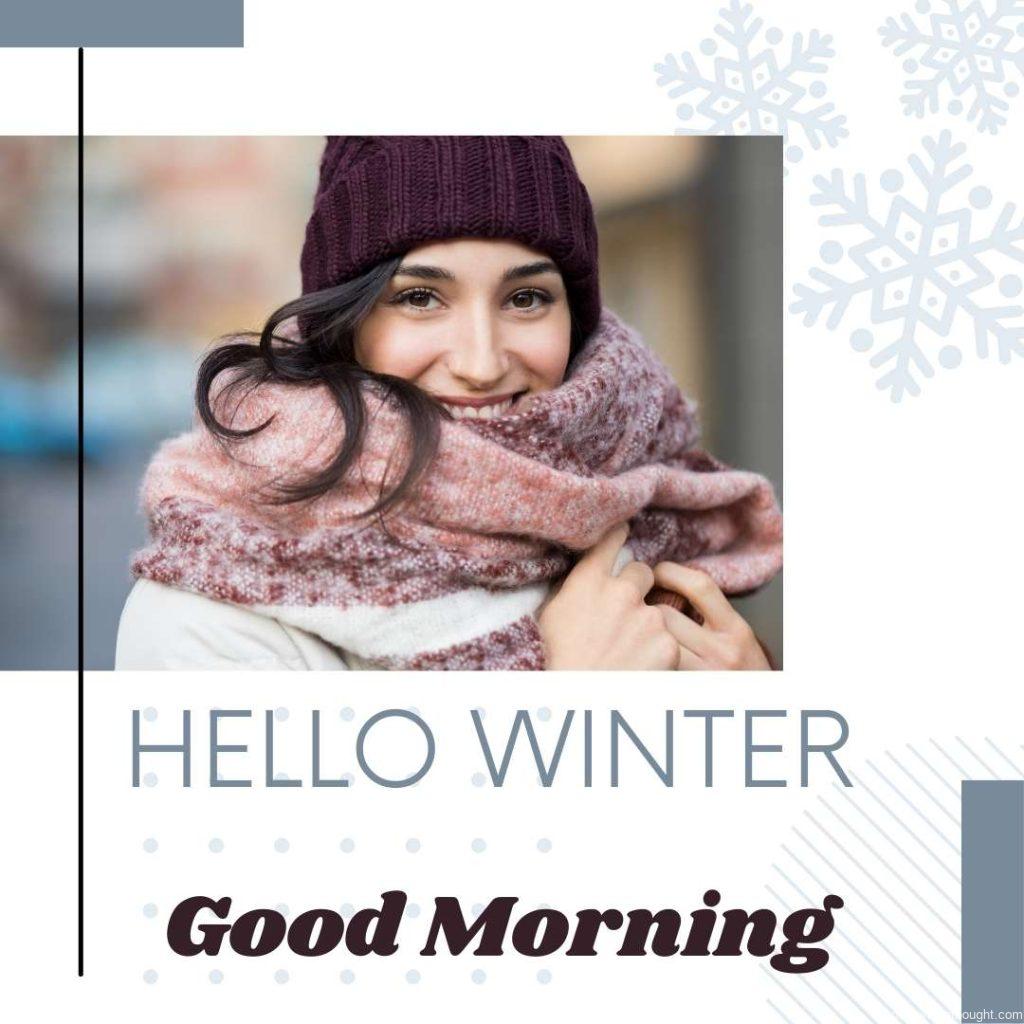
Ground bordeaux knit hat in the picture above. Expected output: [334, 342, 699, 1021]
[299, 136, 601, 340]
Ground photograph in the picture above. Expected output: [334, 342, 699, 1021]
[78, 134, 782, 671]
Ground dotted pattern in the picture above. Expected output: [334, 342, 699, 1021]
[138, 705, 558, 988]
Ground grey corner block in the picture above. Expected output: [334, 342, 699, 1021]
[962, 779, 1024, 1016]
[0, 0, 243, 47]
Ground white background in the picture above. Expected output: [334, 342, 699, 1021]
[2, 0, 1022, 1020]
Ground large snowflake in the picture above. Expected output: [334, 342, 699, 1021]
[791, 131, 1024, 402]
[880, 0, 1024, 134]
[654, 0, 847, 164]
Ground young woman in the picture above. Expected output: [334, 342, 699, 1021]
[116, 136, 782, 671]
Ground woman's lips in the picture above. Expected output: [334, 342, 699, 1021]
[436, 391, 526, 420]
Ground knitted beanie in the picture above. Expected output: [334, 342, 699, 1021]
[299, 136, 601, 340]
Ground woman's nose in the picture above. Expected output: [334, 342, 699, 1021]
[446, 311, 510, 388]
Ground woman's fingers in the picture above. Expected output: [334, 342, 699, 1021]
[660, 608, 706, 670]
[652, 561, 737, 630]
[617, 559, 655, 598]
[658, 597, 768, 671]
[674, 646, 706, 671]
[575, 522, 630, 579]
[658, 602, 711, 656]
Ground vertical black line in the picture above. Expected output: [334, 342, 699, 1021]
[77, 44, 84, 980]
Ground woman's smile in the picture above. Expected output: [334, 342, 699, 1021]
[433, 390, 528, 419]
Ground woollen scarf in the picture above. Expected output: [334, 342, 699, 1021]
[132, 310, 783, 670]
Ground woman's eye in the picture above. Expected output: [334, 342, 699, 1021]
[393, 288, 439, 310]
[508, 289, 550, 311]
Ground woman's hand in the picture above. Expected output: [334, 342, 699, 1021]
[538, 523, 680, 671]
[652, 562, 771, 670]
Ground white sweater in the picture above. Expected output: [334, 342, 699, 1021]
[115, 578, 370, 670]
[116, 548, 631, 670]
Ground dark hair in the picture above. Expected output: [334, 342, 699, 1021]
[196, 255, 584, 517]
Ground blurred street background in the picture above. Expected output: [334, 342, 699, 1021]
[0, 138, 76, 669]
[0, 136, 781, 670]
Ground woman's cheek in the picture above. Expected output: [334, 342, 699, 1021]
[356, 327, 441, 380]
[518, 330, 571, 389]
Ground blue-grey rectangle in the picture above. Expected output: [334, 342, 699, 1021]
[0, 0, 243, 46]
[962, 779, 1024, 1015]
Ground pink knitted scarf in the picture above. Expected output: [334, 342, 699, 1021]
[132, 309, 782, 669]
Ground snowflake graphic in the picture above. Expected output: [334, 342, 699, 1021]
[654, 0, 847, 166]
[880, 0, 1024, 134]
[791, 131, 1024, 401]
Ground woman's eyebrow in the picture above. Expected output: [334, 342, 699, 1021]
[392, 260, 560, 283]
[501, 260, 559, 282]
[393, 264, 455, 281]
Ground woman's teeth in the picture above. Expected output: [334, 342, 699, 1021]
[441, 396, 517, 420]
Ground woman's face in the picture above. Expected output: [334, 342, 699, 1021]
[353, 238, 572, 418]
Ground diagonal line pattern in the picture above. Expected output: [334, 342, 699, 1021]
[832, 781, 961, 896]
[763, 965, 827, 1024]
[766, 882, 886, 1024]
[930, 739, 971, 778]
[985, 738, 1024, 778]
[765, 734, 1024, 1021]
[814, 799, 960, 934]
[770, 871, 914, 1023]
[844, 771, 960, 874]
[864, 764, 961, 855]
[885, 752, 960, 828]
[793, 824, 960, 988]
[773, 860, 927, 1022]
[906, 744, 960, 800]
[800, 815, 960, 974]
[778, 848, 937, 1018]
[955, 737, 999, 779]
